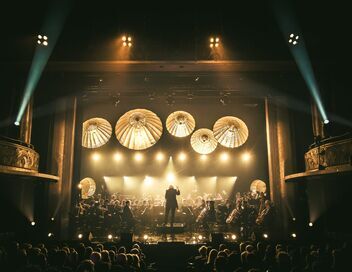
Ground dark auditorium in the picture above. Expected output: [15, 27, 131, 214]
[0, 0, 351, 271]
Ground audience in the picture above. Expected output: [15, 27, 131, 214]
[0, 238, 351, 271]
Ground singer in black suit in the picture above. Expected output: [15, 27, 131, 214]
[164, 185, 180, 226]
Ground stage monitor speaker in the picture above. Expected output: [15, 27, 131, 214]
[120, 233, 133, 244]
[211, 233, 224, 244]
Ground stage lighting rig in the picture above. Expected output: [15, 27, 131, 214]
[37, 34, 48, 46]
[288, 33, 299, 45]
[122, 35, 132, 47]
[209, 37, 220, 48]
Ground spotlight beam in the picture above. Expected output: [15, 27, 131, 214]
[15, 0, 71, 124]
[273, 0, 328, 123]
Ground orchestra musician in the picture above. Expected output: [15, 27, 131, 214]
[121, 200, 135, 229]
[164, 185, 180, 227]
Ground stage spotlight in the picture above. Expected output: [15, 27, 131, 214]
[166, 172, 175, 183]
[198, 235, 203, 240]
[200, 154, 208, 161]
[37, 34, 48, 46]
[134, 152, 143, 162]
[122, 35, 132, 47]
[91, 153, 101, 162]
[108, 234, 113, 240]
[31, 221, 36, 226]
[291, 233, 297, 238]
[178, 152, 187, 162]
[14, 121, 20, 126]
[220, 152, 229, 162]
[324, 119, 330, 124]
[288, 33, 299, 45]
[156, 152, 165, 162]
[263, 233, 268, 239]
[210, 36, 220, 48]
[113, 152, 123, 162]
[242, 152, 251, 162]
[78, 233, 83, 239]
[144, 176, 153, 186]
[143, 234, 149, 240]
[231, 234, 237, 240]
[51, 217, 54, 221]
[48, 233, 53, 237]
[309, 222, 313, 227]
[292, 217, 296, 221]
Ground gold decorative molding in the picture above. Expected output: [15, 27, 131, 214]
[0, 139, 39, 172]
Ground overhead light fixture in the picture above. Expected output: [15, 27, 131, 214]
[78, 233, 83, 239]
[37, 34, 48, 46]
[309, 222, 313, 227]
[134, 152, 144, 162]
[209, 36, 220, 48]
[14, 121, 20, 126]
[31, 221, 36, 226]
[242, 152, 251, 162]
[288, 33, 299, 45]
[291, 233, 297, 238]
[166, 93, 175, 106]
[220, 152, 229, 162]
[122, 35, 132, 47]
[156, 152, 165, 162]
[108, 234, 113, 240]
[178, 152, 187, 162]
[323, 119, 329, 124]
[113, 152, 123, 162]
[91, 153, 101, 162]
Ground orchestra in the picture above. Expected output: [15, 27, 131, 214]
[73, 187, 274, 237]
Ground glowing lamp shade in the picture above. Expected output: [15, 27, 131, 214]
[191, 128, 217, 155]
[115, 109, 163, 150]
[79, 177, 96, 199]
[82, 118, 112, 148]
[213, 116, 249, 148]
[166, 111, 195, 137]
[250, 179, 267, 193]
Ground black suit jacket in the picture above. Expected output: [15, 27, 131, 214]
[165, 188, 180, 209]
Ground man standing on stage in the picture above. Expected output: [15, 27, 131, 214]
[164, 185, 180, 227]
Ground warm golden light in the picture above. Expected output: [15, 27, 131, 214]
[113, 152, 123, 161]
[220, 152, 229, 162]
[143, 234, 149, 240]
[31, 221, 36, 226]
[92, 153, 101, 162]
[242, 152, 251, 162]
[156, 152, 165, 162]
[200, 154, 208, 161]
[215, 43, 219, 47]
[167, 172, 175, 182]
[144, 176, 152, 185]
[198, 235, 203, 240]
[210, 37, 214, 42]
[215, 37, 219, 42]
[78, 234, 83, 239]
[108, 234, 113, 240]
[123, 41, 127, 47]
[309, 222, 313, 227]
[128, 42, 132, 47]
[210, 43, 214, 48]
[263, 233, 268, 239]
[291, 233, 297, 238]
[178, 152, 187, 162]
[231, 234, 237, 240]
[122, 36, 127, 41]
[134, 152, 143, 162]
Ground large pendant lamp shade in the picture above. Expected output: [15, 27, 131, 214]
[191, 128, 218, 155]
[213, 116, 249, 148]
[166, 111, 195, 137]
[115, 109, 163, 150]
[82, 118, 112, 148]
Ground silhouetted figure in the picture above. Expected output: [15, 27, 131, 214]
[164, 185, 180, 227]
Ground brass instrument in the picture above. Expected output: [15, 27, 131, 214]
[196, 207, 207, 223]
[226, 207, 241, 224]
